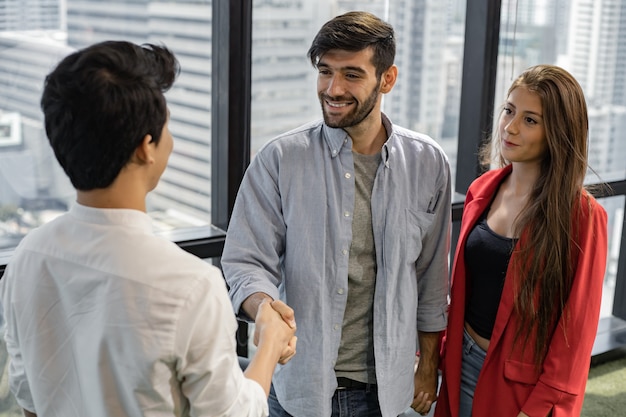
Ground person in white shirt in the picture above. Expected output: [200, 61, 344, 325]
[0, 40, 297, 417]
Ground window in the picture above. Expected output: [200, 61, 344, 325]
[0, 0, 624, 412]
[251, 0, 466, 191]
[495, 0, 626, 323]
[0, 0, 213, 266]
[0, 1, 214, 413]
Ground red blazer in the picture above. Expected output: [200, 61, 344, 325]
[434, 166, 608, 417]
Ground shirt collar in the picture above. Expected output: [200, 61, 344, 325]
[321, 123, 350, 158]
[69, 202, 154, 234]
[322, 113, 394, 164]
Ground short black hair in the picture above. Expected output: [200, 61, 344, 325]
[307, 11, 395, 78]
[41, 41, 179, 190]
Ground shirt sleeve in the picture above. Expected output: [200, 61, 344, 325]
[221, 150, 283, 319]
[174, 271, 269, 417]
[415, 152, 452, 332]
[521, 199, 608, 416]
[0, 265, 36, 413]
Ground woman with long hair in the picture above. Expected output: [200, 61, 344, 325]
[434, 65, 608, 417]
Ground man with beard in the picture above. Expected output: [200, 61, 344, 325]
[222, 11, 451, 417]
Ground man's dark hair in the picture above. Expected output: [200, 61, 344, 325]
[307, 11, 395, 78]
[41, 41, 179, 190]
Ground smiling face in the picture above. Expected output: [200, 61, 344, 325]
[316, 47, 383, 129]
[499, 86, 548, 166]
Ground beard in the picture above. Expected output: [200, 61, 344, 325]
[319, 82, 381, 129]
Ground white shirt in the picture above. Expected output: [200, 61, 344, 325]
[0, 203, 268, 417]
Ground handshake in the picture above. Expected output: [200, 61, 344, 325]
[240, 293, 297, 396]
[252, 295, 298, 365]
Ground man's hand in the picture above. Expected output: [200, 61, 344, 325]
[411, 331, 441, 415]
[269, 300, 297, 364]
[270, 299, 296, 329]
[411, 357, 438, 415]
[244, 298, 297, 395]
[246, 294, 298, 364]
[243, 293, 296, 329]
[277, 333, 298, 364]
[253, 299, 296, 357]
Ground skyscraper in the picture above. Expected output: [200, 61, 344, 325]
[0, 0, 61, 31]
[0, 31, 74, 218]
[567, 0, 626, 180]
[66, 0, 213, 224]
[250, 0, 323, 153]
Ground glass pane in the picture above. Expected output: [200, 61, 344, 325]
[0, 1, 213, 412]
[0, 0, 213, 254]
[251, 0, 467, 191]
[495, 0, 626, 319]
[496, 0, 626, 183]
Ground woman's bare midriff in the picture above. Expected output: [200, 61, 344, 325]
[465, 322, 490, 352]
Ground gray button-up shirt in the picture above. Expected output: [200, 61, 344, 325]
[222, 114, 450, 417]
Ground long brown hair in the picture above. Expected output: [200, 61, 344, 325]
[484, 65, 589, 366]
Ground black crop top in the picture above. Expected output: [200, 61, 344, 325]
[464, 211, 516, 340]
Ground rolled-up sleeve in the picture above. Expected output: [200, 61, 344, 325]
[177, 274, 269, 417]
[415, 152, 451, 332]
[221, 149, 284, 319]
[1, 269, 36, 413]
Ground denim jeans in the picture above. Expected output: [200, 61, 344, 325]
[268, 382, 382, 417]
[267, 384, 292, 417]
[459, 328, 487, 417]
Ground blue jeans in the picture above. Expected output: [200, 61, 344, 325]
[269, 382, 382, 417]
[459, 328, 487, 417]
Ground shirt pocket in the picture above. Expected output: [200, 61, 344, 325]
[504, 359, 540, 385]
[404, 208, 435, 263]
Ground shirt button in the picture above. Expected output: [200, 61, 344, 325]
[342, 249, 348, 255]
[344, 211, 350, 217]
[345, 172, 351, 179]
[334, 324, 340, 330]
[332, 150, 338, 156]
[337, 288, 344, 295]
